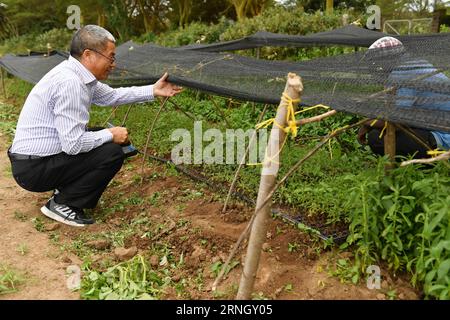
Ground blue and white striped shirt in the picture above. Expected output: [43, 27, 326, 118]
[11, 55, 154, 156]
[389, 59, 450, 150]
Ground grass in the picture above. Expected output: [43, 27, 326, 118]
[0, 265, 25, 295]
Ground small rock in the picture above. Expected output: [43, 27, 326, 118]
[191, 245, 207, 262]
[91, 254, 103, 263]
[114, 246, 138, 261]
[398, 293, 406, 300]
[86, 240, 110, 250]
[266, 232, 272, 239]
[262, 243, 271, 252]
[149, 255, 159, 268]
[381, 280, 389, 289]
[274, 287, 283, 296]
[45, 223, 60, 231]
[376, 293, 386, 300]
[172, 274, 181, 282]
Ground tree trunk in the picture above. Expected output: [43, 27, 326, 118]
[236, 73, 303, 299]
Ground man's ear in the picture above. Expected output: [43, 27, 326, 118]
[80, 50, 91, 64]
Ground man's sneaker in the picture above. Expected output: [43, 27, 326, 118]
[40, 198, 94, 227]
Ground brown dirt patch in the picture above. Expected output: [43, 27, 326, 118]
[0, 134, 79, 300]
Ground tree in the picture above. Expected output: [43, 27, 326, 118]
[281, 0, 376, 13]
[171, 0, 193, 27]
[228, 0, 274, 21]
[170, 0, 236, 26]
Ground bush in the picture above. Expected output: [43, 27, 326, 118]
[153, 17, 233, 47]
[0, 28, 72, 55]
[344, 161, 450, 299]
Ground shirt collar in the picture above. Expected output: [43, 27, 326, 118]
[68, 55, 97, 85]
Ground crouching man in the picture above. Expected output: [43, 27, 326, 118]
[7, 25, 181, 226]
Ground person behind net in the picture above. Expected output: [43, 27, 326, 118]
[357, 36, 450, 159]
[7, 25, 182, 227]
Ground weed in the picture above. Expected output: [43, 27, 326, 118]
[81, 255, 167, 300]
[13, 211, 27, 222]
[287, 242, 299, 253]
[31, 217, 46, 232]
[0, 265, 25, 295]
[17, 244, 29, 256]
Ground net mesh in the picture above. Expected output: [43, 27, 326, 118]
[0, 26, 449, 132]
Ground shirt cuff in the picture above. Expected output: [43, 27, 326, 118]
[135, 85, 154, 101]
[98, 128, 113, 144]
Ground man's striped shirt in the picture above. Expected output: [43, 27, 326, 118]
[11, 55, 154, 156]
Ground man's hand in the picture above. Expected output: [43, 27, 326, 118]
[153, 72, 183, 97]
[357, 125, 370, 145]
[108, 127, 129, 145]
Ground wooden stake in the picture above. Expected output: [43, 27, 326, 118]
[102, 106, 119, 127]
[236, 73, 303, 300]
[140, 97, 169, 183]
[401, 150, 450, 167]
[217, 118, 367, 293]
[384, 122, 396, 171]
[121, 104, 133, 126]
[1, 69, 7, 99]
[168, 99, 196, 121]
[209, 95, 231, 128]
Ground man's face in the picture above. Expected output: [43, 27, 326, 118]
[83, 41, 116, 80]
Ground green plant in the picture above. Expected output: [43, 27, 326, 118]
[17, 244, 29, 256]
[13, 211, 27, 222]
[210, 260, 239, 278]
[287, 242, 299, 253]
[328, 258, 360, 284]
[0, 265, 24, 295]
[31, 217, 46, 232]
[344, 161, 450, 299]
[81, 255, 168, 300]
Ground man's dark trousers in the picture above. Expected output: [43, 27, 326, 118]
[8, 142, 125, 209]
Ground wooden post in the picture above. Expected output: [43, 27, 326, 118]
[1, 68, 7, 99]
[236, 73, 303, 300]
[209, 96, 231, 128]
[384, 122, 396, 171]
[140, 97, 169, 182]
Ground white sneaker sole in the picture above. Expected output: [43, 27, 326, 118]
[40, 206, 86, 227]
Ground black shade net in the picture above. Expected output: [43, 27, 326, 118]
[179, 25, 450, 51]
[0, 26, 449, 132]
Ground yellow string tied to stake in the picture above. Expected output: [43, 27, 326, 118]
[282, 92, 300, 138]
[255, 92, 300, 137]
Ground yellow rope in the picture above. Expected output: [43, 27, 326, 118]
[427, 149, 447, 157]
[249, 93, 300, 166]
[249, 95, 337, 166]
[379, 121, 388, 139]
